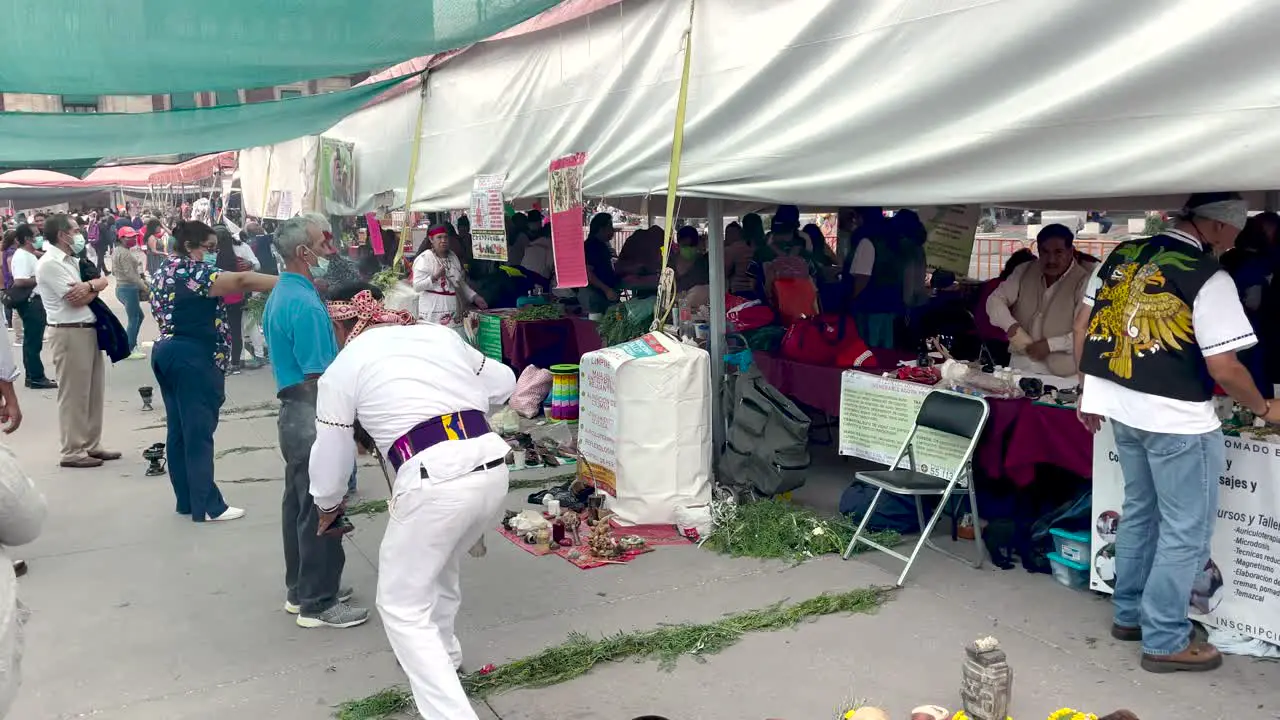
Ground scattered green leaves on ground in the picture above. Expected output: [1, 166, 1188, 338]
[336, 586, 893, 718]
[346, 499, 389, 517]
[701, 498, 899, 562]
[336, 687, 414, 720]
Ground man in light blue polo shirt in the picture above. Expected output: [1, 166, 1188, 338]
[263, 214, 368, 630]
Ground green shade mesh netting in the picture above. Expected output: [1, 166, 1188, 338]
[0, 78, 403, 162]
[0, 0, 561, 96]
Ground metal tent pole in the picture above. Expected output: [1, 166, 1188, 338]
[707, 198, 726, 456]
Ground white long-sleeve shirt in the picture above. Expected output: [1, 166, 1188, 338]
[308, 323, 516, 510]
[984, 261, 1080, 378]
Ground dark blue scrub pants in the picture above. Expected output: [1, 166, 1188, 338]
[151, 337, 229, 522]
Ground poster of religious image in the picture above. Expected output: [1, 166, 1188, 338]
[470, 174, 508, 261]
[1092, 424, 1280, 644]
[318, 138, 356, 215]
[548, 152, 588, 288]
[919, 204, 980, 277]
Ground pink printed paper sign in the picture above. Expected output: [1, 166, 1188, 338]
[365, 212, 385, 255]
[548, 152, 588, 288]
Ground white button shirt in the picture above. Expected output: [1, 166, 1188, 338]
[308, 323, 516, 510]
[34, 246, 94, 324]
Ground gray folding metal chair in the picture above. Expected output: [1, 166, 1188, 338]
[841, 389, 990, 586]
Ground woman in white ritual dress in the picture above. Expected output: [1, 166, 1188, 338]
[411, 224, 486, 328]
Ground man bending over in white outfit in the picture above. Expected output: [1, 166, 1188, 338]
[307, 283, 515, 720]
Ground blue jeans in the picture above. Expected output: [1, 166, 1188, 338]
[151, 337, 229, 522]
[1111, 420, 1222, 656]
[115, 285, 144, 352]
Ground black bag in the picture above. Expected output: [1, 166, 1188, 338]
[1, 285, 32, 308]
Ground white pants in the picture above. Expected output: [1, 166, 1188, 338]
[378, 459, 508, 720]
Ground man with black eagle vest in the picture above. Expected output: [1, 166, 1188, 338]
[1074, 192, 1280, 674]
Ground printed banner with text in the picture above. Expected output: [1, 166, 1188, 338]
[921, 205, 980, 277]
[470, 173, 508, 262]
[838, 371, 968, 479]
[548, 152, 588, 288]
[1092, 425, 1280, 645]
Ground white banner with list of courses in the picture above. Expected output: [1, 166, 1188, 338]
[1091, 424, 1280, 645]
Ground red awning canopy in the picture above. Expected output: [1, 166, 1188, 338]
[148, 151, 236, 185]
[0, 169, 86, 188]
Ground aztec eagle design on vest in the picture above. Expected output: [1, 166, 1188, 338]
[1085, 243, 1197, 380]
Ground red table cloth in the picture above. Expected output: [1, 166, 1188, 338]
[501, 316, 603, 374]
[752, 351, 1093, 486]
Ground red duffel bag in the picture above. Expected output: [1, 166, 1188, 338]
[780, 316, 836, 366]
[725, 293, 774, 332]
[821, 313, 876, 369]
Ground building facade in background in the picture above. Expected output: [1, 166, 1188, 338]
[0, 72, 372, 113]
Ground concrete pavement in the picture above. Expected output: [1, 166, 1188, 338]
[6, 289, 1279, 720]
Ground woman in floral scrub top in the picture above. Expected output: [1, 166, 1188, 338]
[148, 221, 278, 523]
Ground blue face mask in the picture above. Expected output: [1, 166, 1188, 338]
[71, 234, 87, 254]
[32, 238, 44, 251]
[305, 247, 330, 277]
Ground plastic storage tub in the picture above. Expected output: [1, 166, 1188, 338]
[1049, 527, 1090, 564]
[1047, 552, 1089, 590]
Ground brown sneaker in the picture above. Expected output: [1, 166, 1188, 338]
[89, 449, 122, 461]
[1111, 623, 1198, 643]
[60, 456, 104, 468]
[1141, 641, 1223, 673]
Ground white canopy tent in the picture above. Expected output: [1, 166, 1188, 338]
[235, 0, 1280, 450]
[274, 0, 1280, 213]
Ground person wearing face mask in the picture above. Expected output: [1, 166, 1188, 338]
[150, 221, 277, 514]
[7, 225, 54, 390]
[412, 224, 486, 331]
[34, 215, 119, 468]
[1074, 192, 1280, 674]
[262, 215, 367, 630]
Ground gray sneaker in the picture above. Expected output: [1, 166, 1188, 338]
[284, 587, 353, 615]
[296, 601, 369, 629]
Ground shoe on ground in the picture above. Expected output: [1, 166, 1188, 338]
[1141, 641, 1223, 673]
[206, 507, 246, 522]
[284, 587, 354, 615]
[296, 601, 369, 629]
[127, 351, 146, 360]
[89, 449, 122, 461]
[60, 456, 103, 469]
[1111, 623, 1198, 644]
[25, 379, 56, 390]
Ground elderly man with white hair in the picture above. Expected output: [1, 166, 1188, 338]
[263, 214, 368, 630]
[1074, 192, 1280, 674]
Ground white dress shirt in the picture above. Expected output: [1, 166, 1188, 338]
[34, 246, 94, 324]
[308, 323, 516, 510]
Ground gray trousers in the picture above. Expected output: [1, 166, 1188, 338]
[278, 389, 345, 615]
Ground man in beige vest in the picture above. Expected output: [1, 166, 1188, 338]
[985, 223, 1095, 381]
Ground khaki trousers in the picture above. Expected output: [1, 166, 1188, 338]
[49, 327, 105, 463]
